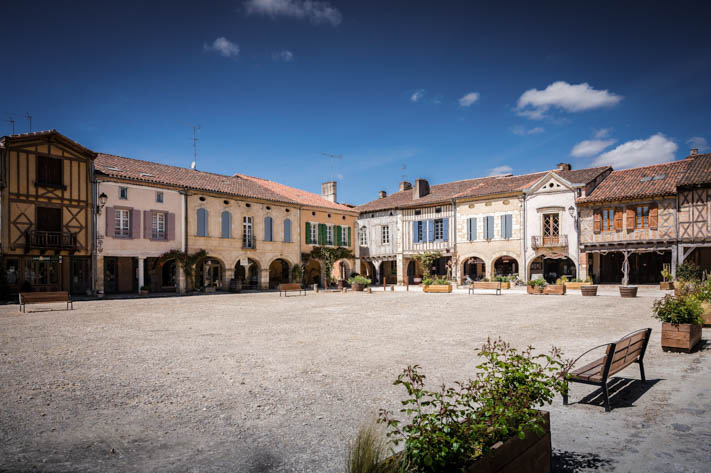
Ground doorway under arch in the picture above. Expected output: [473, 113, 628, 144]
[305, 259, 322, 287]
[197, 257, 224, 289]
[462, 257, 486, 282]
[268, 259, 290, 288]
[235, 258, 261, 289]
[493, 256, 519, 278]
[529, 255, 576, 283]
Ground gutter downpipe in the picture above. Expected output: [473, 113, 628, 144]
[451, 198, 457, 283]
[522, 192, 527, 282]
[91, 166, 97, 295]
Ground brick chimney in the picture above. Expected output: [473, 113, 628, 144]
[557, 163, 572, 171]
[413, 179, 430, 199]
[321, 181, 337, 203]
[379, 190, 387, 199]
[690, 148, 699, 156]
[399, 181, 412, 192]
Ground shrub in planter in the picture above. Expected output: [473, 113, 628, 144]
[676, 262, 703, 282]
[423, 277, 452, 293]
[659, 268, 674, 290]
[580, 285, 598, 296]
[652, 295, 703, 352]
[348, 275, 372, 292]
[544, 284, 566, 295]
[140, 285, 149, 295]
[376, 339, 569, 473]
[693, 279, 711, 326]
[527, 278, 545, 294]
[619, 286, 638, 298]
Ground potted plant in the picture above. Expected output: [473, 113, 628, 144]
[493, 275, 512, 290]
[692, 279, 711, 327]
[475, 276, 508, 291]
[564, 277, 593, 290]
[581, 279, 598, 296]
[527, 278, 545, 294]
[139, 285, 149, 295]
[652, 294, 703, 352]
[660, 267, 673, 290]
[423, 277, 452, 293]
[367, 339, 569, 473]
[544, 278, 567, 295]
[347, 275, 371, 292]
[619, 286, 638, 298]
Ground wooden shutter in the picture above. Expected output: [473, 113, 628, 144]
[487, 216, 495, 239]
[318, 223, 326, 244]
[105, 207, 115, 238]
[167, 212, 175, 241]
[264, 216, 272, 241]
[505, 214, 513, 239]
[626, 208, 635, 231]
[593, 210, 601, 234]
[471, 217, 477, 240]
[466, 218, 472, 241]
[335, 225, 342, 246]
[143, 210, 152, 239]
[284, 219, 291, 242]
[614, 209, 623, 232]
[443, 218, 449, 241]
[649, 204, 658, 230]
[305, 222, 311, 244]
[131, 209, 141, 239]
[222, 211, 232, 238]
[428, 220, 435, 242]
[347, 226, 351, 247]
[413, 221, 419, 243]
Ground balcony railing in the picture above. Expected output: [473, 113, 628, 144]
[531, 234, 568, 249]
[242, 235, 256, 249]
[25, 230, 78, 252]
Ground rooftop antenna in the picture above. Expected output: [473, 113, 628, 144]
[6, 115, 15, 134]
[401, 164, 407, 181]
[321, 152, 343, 181]
[191, 125, 200, 170]
[25, 113, 32, 133]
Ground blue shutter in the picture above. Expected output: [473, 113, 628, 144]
[221, 211, 231, 238]
[412, 221, 418, 243]
[472, 217, 477, 241]
[468, 217, 477, 241]
[284, 219, 291, 242]
[488, 216, 495, 240]
[428, 220, 435, 242]
[482, 216, 487, 240]
[500, 215, 506, 239]
[443, 218, 449, 241]
[505, 214, 512, 239]
[197, 208, 207, 236]
[264, 216, 273, 241]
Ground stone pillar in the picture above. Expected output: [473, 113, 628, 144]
[593, 252, 600, 282]
[374, 265, 381, 286]
[177, 261, 186, 294]
[671, 245, 678, 278]
[260, 268, 270, 290]
[95, 255, 105, 293]
[224, 266, 235, 291]
[396, 254, 404, 285]
[579, 252, 588, 280]
[138, 257, 145, 293]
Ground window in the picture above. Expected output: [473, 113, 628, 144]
[326, 225, 334, 245]
[636, 206, 649, 229]
[341, 226, 349, 246]
[602, 209, 614, 231]
[197, 208, 208, 236]
[542, 213, 560, 245]
[413, 220, 425, 243]
[156, 191, 164, 203]
[310, 222, 318, 244]
[381, 225, 390, 244]
[36, 155, 63, 187]
[243, 216, 254, 248]
[359, 226, 368, 246]
[152, 212, 166, 240]
[284, 219, 292, 242]
[221, 211, 232, 238]
[115, 209, 130, 237]
[37, 207, 62, 232]
[119, 187, 128, 200]
[433, 219, 444, 241]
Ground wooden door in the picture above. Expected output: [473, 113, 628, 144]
[543, 213, 560, 246]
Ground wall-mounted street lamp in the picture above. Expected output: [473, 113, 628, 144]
[568, 205, 575, 218]
[96, 192, 108, 215]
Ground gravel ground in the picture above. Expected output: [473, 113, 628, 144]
[0, 290, 709, 473]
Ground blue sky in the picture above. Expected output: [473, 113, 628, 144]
[2, 1, 710, 205]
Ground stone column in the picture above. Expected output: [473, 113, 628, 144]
[671, 245, 678, 278]
[260, 268, 270, 289]
[579, 252, 588, 280]
[177, 261, 186, 294]
[95, 255, 105, 294]
[396, 254, 404, 285]
[224, 266, 235, 291]
[138, 257, 145, 293]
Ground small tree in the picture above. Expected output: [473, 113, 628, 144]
[310, 246, 352, 286]
[290, 264, 304, 284]
[158, 249, 207, 290]
[414, 251, 441, 280]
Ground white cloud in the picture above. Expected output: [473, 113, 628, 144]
[458, 92, 480, 107]
[204, 37, 240, 58]
[272, 50, 294, 62]
[570, 139, 617, 158]
[517, 81, 623, 120]
[594, 128, 612, 139]
[688, 136, 710, 152]
[410, 89, 425, 103]
[244, 0, 342, 26]
[593, 133, 677, 169]
[512, 126, 545, 136]
[488, 165, 513, 176]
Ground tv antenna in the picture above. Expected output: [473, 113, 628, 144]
[401, 164, 407, 181]
[321, 152, 343, 181]
[6, 115, 15, 134]
[191, 125, 200, 170]
[25, 113, 32, 133]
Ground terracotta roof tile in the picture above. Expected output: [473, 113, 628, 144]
[577, 160, 690, 204]
[677, 154, 711, 187]
[1, 129, 96, 157]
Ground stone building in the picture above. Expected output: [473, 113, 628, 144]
[0, 130, 96, 295]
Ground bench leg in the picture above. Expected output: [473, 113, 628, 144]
[639, 360, 646, 383]
[563, 392, 568, 405]
[603, 382, 611, 412]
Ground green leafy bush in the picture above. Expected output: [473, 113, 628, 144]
[432, 277, 449, 285]
[652, 295, 703, 326]
[494, 275, 511, 282]
[676, 262, 703, 282]
[694, 279, 711, 303]
[348, 275, 372, 286]
[527, 278, 546, 288]
[482, 277, 490, 282]
[378, 339, 570, 472]
[422, 278, 433, 286]
[555, 276, 569, 285]
[660, 268, 672, 282]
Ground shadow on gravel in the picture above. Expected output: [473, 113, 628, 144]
[244, 450, 282, 473]
[577, 378, 661, 410]
[696, 339, 709, 352]
[553, 450, 614, 472]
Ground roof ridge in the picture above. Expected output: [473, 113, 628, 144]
[98, 152, 247, 182]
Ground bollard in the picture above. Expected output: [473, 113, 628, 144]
[390, 285, 394, 292]
[367, 287, 372, 294]
[313, 284, 319, 293]
[342, 287, 347, 293]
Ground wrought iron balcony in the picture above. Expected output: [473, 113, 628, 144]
[242, 235, 256, 249]
[24, 230, 78, 253]
[531, 234, 568, 249]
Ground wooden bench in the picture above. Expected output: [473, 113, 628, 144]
[563, 328, 652, 412]
[468, 281, 502, 295]
[279, 283, 305, 297]
[19, 291, 73, 313]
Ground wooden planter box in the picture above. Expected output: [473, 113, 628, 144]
[423, 284, 453, 293]
[564, 282, 592, 290]
[543, 285, 566, 295]
[204, 286, 217, 293]
[619, 286, 637, 298]
[702, 302, 711, 327]
[661, 322, 702, 352]
[466, 411, 551, 473]
[659, 281, 674, 290]
[351, 283, 364, 292]
[527, 285, 544, 294]
[581, 285, 598, 297]
[475, 282, 510, 290]
[140, 290, 149, 296]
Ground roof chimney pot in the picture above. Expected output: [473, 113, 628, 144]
[413, 179, 430, 199]
[557, 163, 572, 171]
[690, 148, 699, 156]
[321, 181, 337, 203]
[379, 190, 387, 199]
[399, 181, 412, 192]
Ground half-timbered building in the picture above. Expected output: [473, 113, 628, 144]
[0, 130, 96, 294]
[675, 150, 711, 271]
